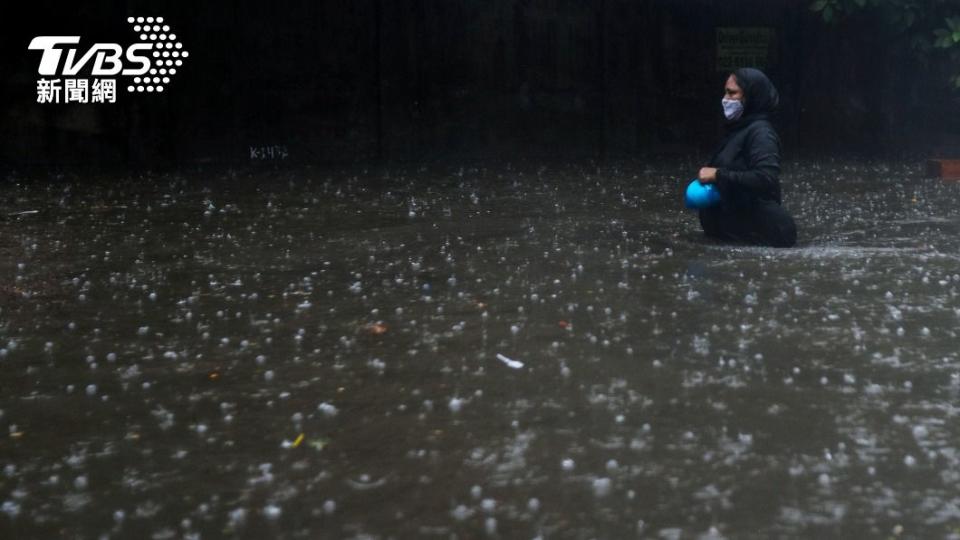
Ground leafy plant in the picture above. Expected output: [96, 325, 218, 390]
[810, 0, 960, 88]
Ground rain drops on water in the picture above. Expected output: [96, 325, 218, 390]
[318, 402, 338, 417]
[592, 477, 612, 497]
[262, 504, 282, 519]
[451, 504, 473, 521]
[4, 162, 960, 536]
[323, 500, 336, 514]
[484, 517, 497, 535]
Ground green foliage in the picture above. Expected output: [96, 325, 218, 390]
[933, 16, 960, 48]
[810, 0, 960, 88]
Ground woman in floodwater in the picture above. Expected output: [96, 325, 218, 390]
[697, 67, 797, 247]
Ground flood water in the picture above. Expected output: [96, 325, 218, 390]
[2, 160, 960, 538]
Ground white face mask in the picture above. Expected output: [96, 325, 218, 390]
[722, 98, 744, 121]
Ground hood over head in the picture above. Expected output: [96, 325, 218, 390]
[727, 67, 779, 127]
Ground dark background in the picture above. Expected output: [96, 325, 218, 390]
[2, 0, 959, 170]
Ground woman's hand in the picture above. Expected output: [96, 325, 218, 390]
[698, 167, 718, 184]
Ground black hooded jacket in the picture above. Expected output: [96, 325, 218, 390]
[709, 68, 782, 208]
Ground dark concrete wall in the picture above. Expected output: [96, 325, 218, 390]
[1, 0, 957, 169]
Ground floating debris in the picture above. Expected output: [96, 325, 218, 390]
[495, 353, 524, 369]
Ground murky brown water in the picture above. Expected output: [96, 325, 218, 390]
[2, 160, 960, 538]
